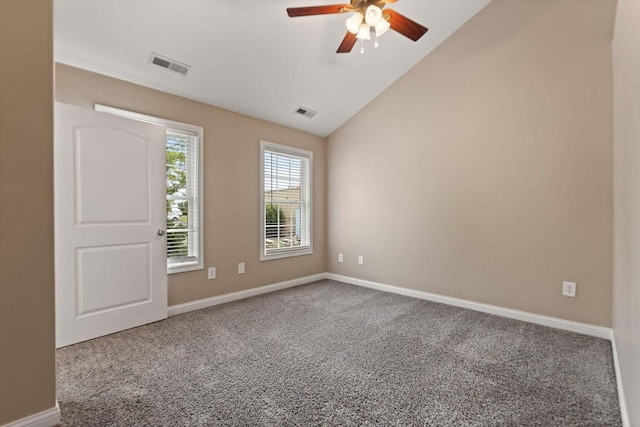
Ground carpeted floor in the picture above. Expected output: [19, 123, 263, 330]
[57, 280, 621, 426]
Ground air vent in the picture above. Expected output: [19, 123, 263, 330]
[294, 106, 317, 119]
[149, 52, 191, 76]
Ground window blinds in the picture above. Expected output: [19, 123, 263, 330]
[166, 129, 199, 267]
[263, 145, 311, 256]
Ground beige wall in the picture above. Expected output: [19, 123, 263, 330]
[613, 0, 640, 422]
[55, 64, 326, 306]
[0, 0, 57, 424]
[327, 0, 615, 326]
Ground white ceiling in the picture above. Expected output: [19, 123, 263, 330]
[54, 0, 491, 137]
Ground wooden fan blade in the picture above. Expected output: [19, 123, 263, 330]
[287, 4, 352, 17]
[384, 9, 428, 41]
[337, 31, 357, 53]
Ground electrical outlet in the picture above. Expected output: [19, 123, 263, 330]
[338, 253, 344, 263]
[238, 262, 245, 274]
[562, 281, 576, 297]
[358, 255, 364, 265]
[207, 267, 216, 280]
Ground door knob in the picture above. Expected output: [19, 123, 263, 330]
[157, 229, 166, 236]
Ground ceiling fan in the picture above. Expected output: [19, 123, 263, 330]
[287, 0, 428, 54]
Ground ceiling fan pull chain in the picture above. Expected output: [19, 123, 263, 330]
[360, 38, 365, 54]
[374, 32, 379, 48]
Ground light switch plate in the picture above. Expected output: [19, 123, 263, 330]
[338, 253, 344, 263]
[238, 262, 245, 274]
[358, 255, 364, 265]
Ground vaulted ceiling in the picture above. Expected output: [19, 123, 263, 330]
[54, 0, 492, 137]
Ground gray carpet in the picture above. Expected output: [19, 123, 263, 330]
[57, 280, 621, 426]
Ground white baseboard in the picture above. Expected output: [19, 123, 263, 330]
[326, 273, 613, 339]
[170, 272, 614, 338]
[2, 402, 60, 427]
[611, 334, 631, 427]
[167, 273, 326, 317]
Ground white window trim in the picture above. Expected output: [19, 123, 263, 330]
[95, 104, 204, 274]
[260, 140, 313, 261]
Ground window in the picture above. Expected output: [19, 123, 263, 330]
[94, 104, 203, 273]
[260, 141, 312, 260]
[165, 129, 201, 271]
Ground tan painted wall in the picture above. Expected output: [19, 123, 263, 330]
[613, 0, 640, 422]
[327, 0, 615, 327]
[0, 0, 57, 424]
[55, 63, 326, 306]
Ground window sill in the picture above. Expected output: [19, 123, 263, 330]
[168, 262, 203, 274]
[260, 248, 313, 261]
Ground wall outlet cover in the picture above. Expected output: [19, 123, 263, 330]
[208, 267, 216, 279]
[338, 253, 344, 263]
[358, 255, 364, 265]
[562, 281, 576, 297]
[238, 262, 245, 274]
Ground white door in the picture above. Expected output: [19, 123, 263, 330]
[55, 102, 167, 348]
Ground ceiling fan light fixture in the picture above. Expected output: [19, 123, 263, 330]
[346, 12, 364, 34]
[364, 5, 382, 26]
[356, 23, 371, 40]
[375, 18, 390, 36]
[287, 2, 429, 54]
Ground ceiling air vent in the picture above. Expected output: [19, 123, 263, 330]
[295, 106, 317, 119]
[149, 52, 191, 76]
